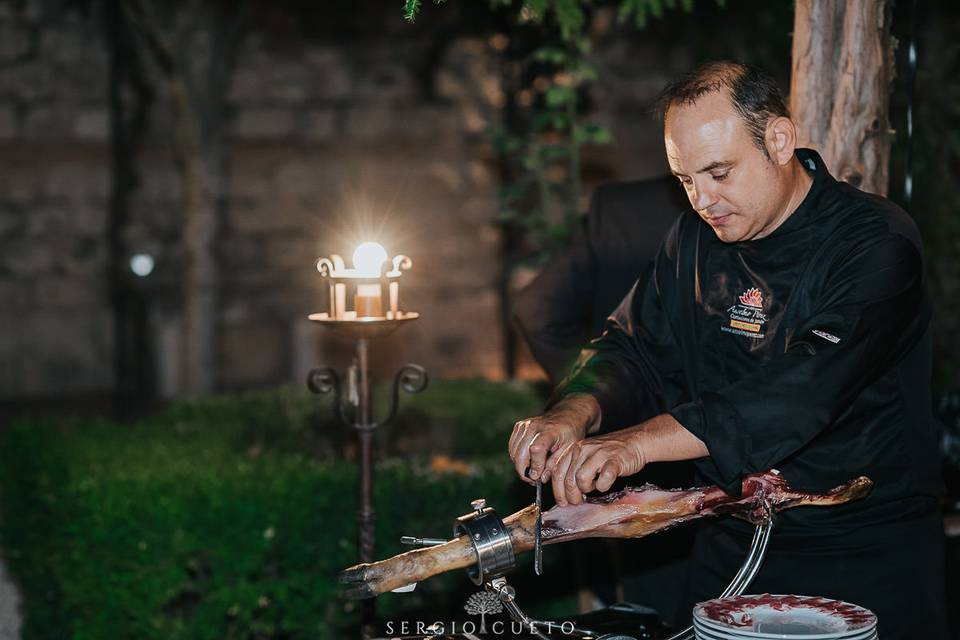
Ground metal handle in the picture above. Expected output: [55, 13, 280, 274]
[400, 536, 447, 547]
[664, 500, 775, 640]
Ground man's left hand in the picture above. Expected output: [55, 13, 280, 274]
[543, 426, 648, 506]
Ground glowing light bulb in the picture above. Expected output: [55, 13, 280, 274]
[129, 253, 155, 277]
[352, 241, 388, 277]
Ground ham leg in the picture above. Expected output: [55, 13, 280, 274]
[339, 470, 872, 599]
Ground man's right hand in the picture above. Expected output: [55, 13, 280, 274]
[508, 393, 600, 485]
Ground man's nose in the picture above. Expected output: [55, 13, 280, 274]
[691, 179, 717, 212]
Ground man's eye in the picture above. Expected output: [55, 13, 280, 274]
[712, 172, 729, 182]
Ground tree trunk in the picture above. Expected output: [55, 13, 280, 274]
[170, 76, 219, 396]
[790, 0, 895, 196]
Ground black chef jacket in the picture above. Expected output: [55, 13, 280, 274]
[555, 149, 948, 638]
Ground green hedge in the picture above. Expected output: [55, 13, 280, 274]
[0, 381, 562, 639]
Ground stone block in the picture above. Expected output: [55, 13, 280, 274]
[352, 60, 414, 101]
[305, 48, 352, 99]
[33, 276, 104, 308]
[274, 161, 320, 197]
[228, 198, 310, 234]
[303, 108, 338, 142]
[0, 103, 16, 140]
[74, 108, 109, 141]
[139, 165, 182, 203]
[43, 164, 110, 202]
[0, 279, 30, 310]
[21, 104, 72, 140]
[395, 104, 460, 138]
[0, 62, 56, 102]
[14, 311, 113, 395]
[220, 321, 285, 387]
[2, 165, 42, 205]
[1, 240, 55, 276]
[264, 61, 309, 103]
[0, 204, 22, 237]
[0, 23, 32, 60]
[234, 108, 296, 139]
[345, 104, 392, 139]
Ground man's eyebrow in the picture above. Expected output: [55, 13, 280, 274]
[697, 160, 733, 173]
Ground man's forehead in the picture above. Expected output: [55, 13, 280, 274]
[664, 93, 745, 172]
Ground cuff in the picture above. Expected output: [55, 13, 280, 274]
[669, 392, 751, 496]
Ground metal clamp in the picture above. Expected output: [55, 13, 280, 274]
[454, 498, 516, 585]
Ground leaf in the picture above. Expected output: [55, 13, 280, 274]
[532, 46, 569, 66]
[545, 85, 575, 108]
[403, 0, 421, 22]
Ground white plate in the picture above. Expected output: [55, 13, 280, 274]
[693, 618, 877, 640]
[694, 627, 877, 640]
[693, 594, 877, 639]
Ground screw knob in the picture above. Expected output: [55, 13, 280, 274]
[471, 498, 486, 512]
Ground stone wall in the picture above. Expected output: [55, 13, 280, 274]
[0, 1, 697, 401]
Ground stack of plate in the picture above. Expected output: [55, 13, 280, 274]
[692, 594, 877, 639]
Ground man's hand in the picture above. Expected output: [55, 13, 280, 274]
[544, 427, 647, 505]
[543, 414, 710, 506]
[508, 393, 600, 486]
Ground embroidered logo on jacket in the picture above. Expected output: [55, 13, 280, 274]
[738, 287, 764, 308]
[722, 287, 769, 339]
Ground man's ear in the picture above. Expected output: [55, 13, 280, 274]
[765, 116, 797, 165]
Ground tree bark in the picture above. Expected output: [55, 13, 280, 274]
[790, 0, 895, 196]
[169, 77, 219, 395]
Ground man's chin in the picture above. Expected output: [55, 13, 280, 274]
[710, 225, 746, 243]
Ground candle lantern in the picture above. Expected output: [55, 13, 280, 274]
[311, 241, 418, 325]
[307, 241, 426, 640]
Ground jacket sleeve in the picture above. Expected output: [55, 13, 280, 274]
[551, 223, 688, 431]
[669, 234, 930, 494]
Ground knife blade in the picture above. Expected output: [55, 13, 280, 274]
[534, 479, 543, 576]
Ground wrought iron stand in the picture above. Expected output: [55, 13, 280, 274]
[307, 318, 427, 639]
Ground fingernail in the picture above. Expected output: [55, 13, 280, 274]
[529, 471, 539, 480]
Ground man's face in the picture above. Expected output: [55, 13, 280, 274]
[664, 91, 788, 243]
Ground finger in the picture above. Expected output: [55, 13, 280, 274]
[527, 431, 555, 481]
[575, 447, 607, 496]
[562, 444, 588, 505]
[549, 442, 577, 506]
[512, 427, 535, 483]
[540, 433, 566, 483]
[513, 440, 535, 485]
[508, 420, 528, 461]
[595, 458, 622, 493]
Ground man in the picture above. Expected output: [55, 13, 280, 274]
[508, 61, 948, 639]
[514, 176, 687, 385]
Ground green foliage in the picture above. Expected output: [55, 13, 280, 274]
[0, 381, 546, 639]
[403, 0, 449, 23]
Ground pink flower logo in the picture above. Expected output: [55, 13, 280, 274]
[739, 287, 764, 308]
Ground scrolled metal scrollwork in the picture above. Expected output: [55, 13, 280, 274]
[388, 254, 413, 275]
[396, 363, 428, 394]
[316, 257, 335, 277]
[306, 367, 347, 425]
[379, 364, 428, 426]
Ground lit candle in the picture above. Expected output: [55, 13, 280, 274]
[335, 283, 346, 319]
[389, 281, 399, 319]
[355, 283, 383, 318]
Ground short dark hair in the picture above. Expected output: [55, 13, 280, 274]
[655, 60, 789, 158]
